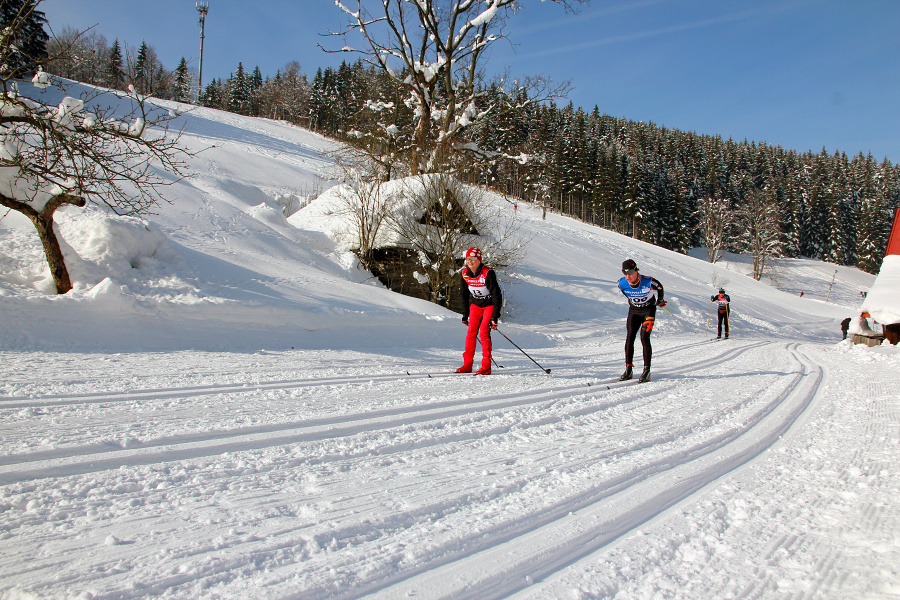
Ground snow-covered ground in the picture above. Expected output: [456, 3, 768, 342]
[1, 83, 898, 600]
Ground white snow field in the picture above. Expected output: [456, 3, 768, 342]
[1, 82, 898, 600]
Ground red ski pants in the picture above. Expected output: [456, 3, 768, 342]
[463, 304, 493, 369]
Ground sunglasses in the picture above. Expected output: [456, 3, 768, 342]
[622, 268, 637, 275]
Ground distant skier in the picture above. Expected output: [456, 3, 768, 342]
[711, 288, 730, 339]
[456, 247, 502, 375]
[841, 317, 852, 340]
[617, 259, 665, 383]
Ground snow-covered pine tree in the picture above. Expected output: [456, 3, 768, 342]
[173, 57, 191, 103]
[248, 65, 263, 115]
[594, 143, 625, 231]
[774, 151, 802, 258]
[0, 0, 48, 78]
[308, 68, 328, 132]
[200, 77, 223, 108]
[250, 65, 263, 94]
[855, 194, 887, 273]
[227, 62, 248, 114]
[133, 41, 149, 94]
[105, 39, 125, 90]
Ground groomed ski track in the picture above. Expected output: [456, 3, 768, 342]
[359, 341, 822, 600]
[0, 336, 839, 599]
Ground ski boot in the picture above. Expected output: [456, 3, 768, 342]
[456, 363, 473, 373]
[619, 364, 633, 381]
[476, 366, 491, 375]
[638, 366, 651, 383]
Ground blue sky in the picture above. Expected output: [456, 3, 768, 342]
[41, 0, 900, 163]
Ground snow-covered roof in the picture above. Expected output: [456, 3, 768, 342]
[289, 174, 478, 253]
[861, 254, 900, 324]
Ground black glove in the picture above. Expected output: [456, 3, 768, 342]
[658, 300, 667, 308]
[462, 317, 468, 326]
[490, 320, 498, 330]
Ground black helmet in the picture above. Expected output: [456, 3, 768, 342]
[622, 259, 638, 274]
[718, 288, 725, 293]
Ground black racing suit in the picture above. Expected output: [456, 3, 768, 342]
[618, 275, 665, 367]
[711, 293, 730, 338]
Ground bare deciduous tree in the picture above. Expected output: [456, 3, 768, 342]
[326, 152, 397, 268]
[256, 61, 310, 124]
[739, 188, 783, 281]
[325, 0, 582, 175]
[697, 195, 730, 263]
[0, 3, 194, 294]
[710, 273, 729, 293]
[45, 25, 108, 87]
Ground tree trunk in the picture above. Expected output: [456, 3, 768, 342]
[0, 192, 86, 295]
[31, 211, 74, 294]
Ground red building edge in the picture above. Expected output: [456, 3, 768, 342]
[857, 209, 900, 345]
[879, 208, 899, 344]
[887, 208, 900, 257]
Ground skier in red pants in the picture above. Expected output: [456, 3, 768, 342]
[457, 247, 503, 375]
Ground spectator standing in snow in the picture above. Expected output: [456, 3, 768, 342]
[711, 288, 731, 339]
[841, 317, 852, 340]
[456, 247, 502, 375]
[617, 259, 665, 383]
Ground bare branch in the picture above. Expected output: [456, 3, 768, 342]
[321, 0, 582, 175]
[0, 6, 196, 293]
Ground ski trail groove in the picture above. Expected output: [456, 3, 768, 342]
[0, 340, 841, 600]
[353, 343, 824, 600]
[0, 377, 682, 483]
[0, 341, 776, 483]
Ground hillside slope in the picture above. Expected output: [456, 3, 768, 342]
[0, 82, 872, 352]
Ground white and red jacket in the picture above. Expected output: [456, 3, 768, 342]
[711, 292, 731, 312]
[459, 264, 502, 321]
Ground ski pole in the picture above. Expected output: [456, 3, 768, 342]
[476, 334, 503, 368]
[659, 305, 676, 318]
[707, 303, 712, 338]
[497, 329, 551, 374]
[658, 305, 698, 334]
[725, 305, 732, 339]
